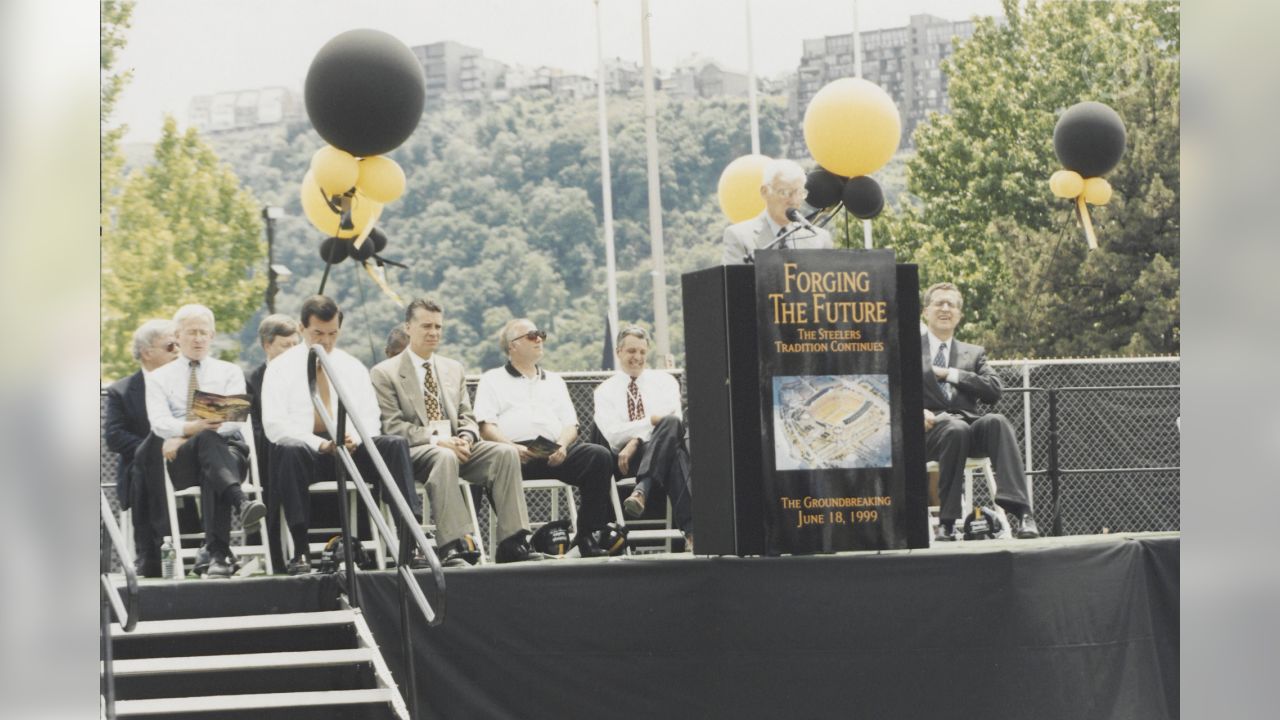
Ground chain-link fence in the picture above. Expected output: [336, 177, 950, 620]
[100, 357, 1179, 561]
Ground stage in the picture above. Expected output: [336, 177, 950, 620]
[124, 532, 1178, 720]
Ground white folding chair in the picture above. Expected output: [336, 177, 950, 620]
[925, 456, 1007, 539]
[278, 475, 389, 570]
[610, 477, 685, 554]
[496, 478, 579, 553]
[163, 429, 274, 576]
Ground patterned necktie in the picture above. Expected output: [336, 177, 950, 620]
[423, 362, 444, 422]
[627, 378, 645, 421]
[776, 225, 788, 250]
[184, 360, 199, 420]
[934, 343, 952, 401]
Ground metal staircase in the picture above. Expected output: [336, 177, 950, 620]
[106, 598, 407, 719]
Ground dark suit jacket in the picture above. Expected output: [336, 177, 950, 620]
[920, 333, 1003, 423]
[246, 362, 270, 486]
[370, 351, 479, 447]
[104, 370, 156, 510]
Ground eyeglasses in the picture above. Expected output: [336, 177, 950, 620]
[153, 341, 178, 352]
[511, 329, 547, 343]
[769, 184, 806, 199]
[928, 300, 960, 310]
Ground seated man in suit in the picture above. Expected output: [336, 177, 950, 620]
[593, 325, 693, 550]
[105, 319, 178, 576]
[246, 313, 300, 571]
[261, 295, 418, 575]
[721, 158, 833, 265]
[145, 304, 267, 578]
[372, 299, 547, 565]
[921, 282, 1039, 541]
[474, 318, 612, 558]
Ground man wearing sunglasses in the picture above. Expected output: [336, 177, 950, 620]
[105, 319, 179, 577]
[474, 318, 613, 558]
[593, 325, 693, 551]
[721, 158, 833, 265]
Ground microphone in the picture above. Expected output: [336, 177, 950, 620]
[785, 208, 817, 232]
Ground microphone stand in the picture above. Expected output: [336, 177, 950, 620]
[745, 225, 817, 263]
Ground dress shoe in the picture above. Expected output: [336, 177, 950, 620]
[437, 535, 481, 567]
[236, 496, 267, 531]
[684, 533, 694, 554]
[495, 530, 552, 564]
[933, 524, 958, 543]
[205, 554, 235, 579]
[623, 490, 646, 518]
[192, 546, 213, 576]
[1009, 512, 1041, 539]
[286, 556, 311, 576]
[573, 531, 609, 558]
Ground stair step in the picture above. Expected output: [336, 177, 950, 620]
[115, 688, 395, 716]
[112, 610, 355, 638]
[110, 648, 373, 676]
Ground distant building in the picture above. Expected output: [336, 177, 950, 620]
[668, 56, 749, 100]
[188, 86, 303, 133]
[412, 40, 509, 110]
[794, 14, 978, 149]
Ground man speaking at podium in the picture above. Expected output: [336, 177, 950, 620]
[721, 158, 833, 265]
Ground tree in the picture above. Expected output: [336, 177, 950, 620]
[102, 117, 266, 380]
[885, 0, 1180, 357]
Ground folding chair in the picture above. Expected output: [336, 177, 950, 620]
[925, 456, 1007, 539]
[278, 471, 389, 570]
[415, 479, 488, 564]
[610, 477, 685, 554]
[163, 429, 274, 576]
[496, 478, 579, 553]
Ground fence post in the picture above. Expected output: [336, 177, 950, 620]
[1048, 389, 1062, 537]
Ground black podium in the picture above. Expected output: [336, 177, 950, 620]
[682, 261, 930, 556]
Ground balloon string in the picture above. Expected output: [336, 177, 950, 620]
[353, 261, 380, 361]
[843, 207, 851, 249]
[1022, 206, 1077, 339]
[363, 260, 404, 307]
[318, 255, 333, 295]
[1075, 195, 1099, 250]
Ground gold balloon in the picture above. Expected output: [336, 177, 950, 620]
[300, 171, 378, 238]
[355, 155, 406, 204]
[803, 78, 901, 177]
[1083, 177, 1112, 205]
[310, 146, 359, 195]
[717, 154, 770, 222]
[1049, 170, 1084, 199]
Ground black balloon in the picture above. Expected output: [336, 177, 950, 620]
[319, 236, 350, 264]
[805, 169, 845, 209]
[1053, 101, 1126, 178]
[369, 226, 388, 254]
[304, 29, 426, 157]
[841, 176, 884, 219]
[351, 231, 379, 261]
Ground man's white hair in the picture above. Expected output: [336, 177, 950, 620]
[761, 158, 806, 188]
[131, 319, 175, 361]
[173, 303, 215, 332]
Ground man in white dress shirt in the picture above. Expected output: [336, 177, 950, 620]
[145, 304, 267, 579]
[261, 295, 418, 575]
[593, 325, 692, 547]
[474, 318, 612, 558]
[720, 158, 834, 265]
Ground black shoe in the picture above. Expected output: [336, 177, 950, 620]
[286, 556, 311, 576]
[1010, 512, 1041, 539]
[572, 531, 609, 558]
[236, 496, 267, 531]
[436, 535, 482, 567]
[933, 524, 958, 543]
[496, 530, 552, 564]
[205, 554, 235, 579]
[192, 546, 213, 576]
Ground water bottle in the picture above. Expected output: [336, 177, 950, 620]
[161, 536, 176, 580]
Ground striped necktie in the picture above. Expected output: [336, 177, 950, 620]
[184, 360, 199, 420]
[627, 378, 645, 421]
[934, 343, 952, 400]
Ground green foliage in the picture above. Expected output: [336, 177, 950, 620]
[203, 94, 793, 372]
[886, 0, 1180, 357]
[101, 0, 135, 217]
[102, 117, 266, 380]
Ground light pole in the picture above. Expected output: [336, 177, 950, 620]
[262, 206, 287, 313]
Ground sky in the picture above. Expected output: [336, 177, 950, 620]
[113, 0, 1004, 144]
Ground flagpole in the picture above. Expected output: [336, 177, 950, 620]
[594, 0, 620, 359]
[746, 0, 760, 155]
[640, 0, 671, 364]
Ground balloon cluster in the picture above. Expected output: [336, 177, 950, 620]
[1049, 101, 1126, 249]
[301, 29, 424, 261]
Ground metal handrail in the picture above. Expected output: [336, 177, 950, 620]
[307, 345, 444, 720]
[100, 489, 140, 720]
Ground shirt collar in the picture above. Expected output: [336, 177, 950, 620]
[764, 214, 787, 238]
[926, 331, 953, 359]
[407, 348, 432, 369]
[504, 361, 545, 380]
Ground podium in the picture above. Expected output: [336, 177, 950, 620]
[682, 259, 930, 556]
